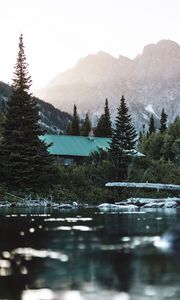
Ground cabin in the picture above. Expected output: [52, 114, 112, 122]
[40, 134, 144, 166]
[40, 134, 110, 165]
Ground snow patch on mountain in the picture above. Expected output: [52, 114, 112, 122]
[145, 104, 159, 119]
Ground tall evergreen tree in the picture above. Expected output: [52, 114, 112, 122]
[94, 115, 104, 137]
[160, 108, 168, 133]
[109, 96, 137, 180]
[149, 114, 155, 135]
[95, 98, 112, 137]
[81, 113, 91, 136]
[103, 98, 112, 137]
[0, 34, 58, 191]
[70, 104, 80, 135]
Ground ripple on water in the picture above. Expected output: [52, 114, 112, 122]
[22, 289, 130, 300]
[12, 247, 69, 262]
[100, 236, 160, 251]
[47, 225, 93, 232]
[72, 225, 92, 231]
[44, 217, 93, 222]
[51, 226, 72, 231]
[0, 259, 12, 276]
[22, 289, 54, 300]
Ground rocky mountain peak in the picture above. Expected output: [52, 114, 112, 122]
[131, 39, 180, 82]
[142, 39, 180, 56]
[35, 39, 180, 131]
[77, 51, 116, 66]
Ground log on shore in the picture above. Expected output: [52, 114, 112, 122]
[105, 182, 180, 191]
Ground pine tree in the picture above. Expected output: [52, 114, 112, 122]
[103, 98, 112, 137]
[109, 96, 137, 180]
[94, 115, 104, 137]
[0, 34, 58, 192]
[95, 98, 112, 137]
[149, 114, 155, 135]
[81, 113, 91, 136]
[70, 104, 80, 135]
[160, 108, 168, 133]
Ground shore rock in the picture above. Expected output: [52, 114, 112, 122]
[143, 202, 165, 208]
[58, 204, 77, 210]
[164, 201, 178, 208]
[98, 203, 138, 212]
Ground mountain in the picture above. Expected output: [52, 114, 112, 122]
[0, 81, 72, 133]
[36, 40, 180, 131]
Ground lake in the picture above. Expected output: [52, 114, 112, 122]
[0, 207, 179, 300]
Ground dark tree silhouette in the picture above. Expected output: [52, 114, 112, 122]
[70, 104, 80, 135]
[81, 113, 91, 136]
[95, 98, 112, 137]
[149, 114, 155, 135]
[0, 34, 58, 191]
[109, 96, 137, 180]
[160, 108, 168, 133]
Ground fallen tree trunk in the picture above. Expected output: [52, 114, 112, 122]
[105, 182, 180, 191]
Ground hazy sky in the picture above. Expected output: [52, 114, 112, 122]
[1, 0, 180, 89]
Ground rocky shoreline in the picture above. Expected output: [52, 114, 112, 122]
[98, 197, 180, 211]
[0, 197, 180, 210]
[0, 199, 89, 209]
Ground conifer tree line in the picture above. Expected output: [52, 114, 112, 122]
[67, 98, 112, 137]
[68, 97, 132, 140]
[68, 95, 138, 181]
[139, 108, 169, 141]
[139, 109, 179, 164]
[68, 100, 170, 141]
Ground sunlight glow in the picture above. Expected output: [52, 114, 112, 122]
[0, 0, 180, 89]
[22, 289, 54, 300]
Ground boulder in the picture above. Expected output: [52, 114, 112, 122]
[98, 203, 138, 211]
[59, 204, 76, 210]
[143, 202, 165, 208]
[164, 201, 178, 208]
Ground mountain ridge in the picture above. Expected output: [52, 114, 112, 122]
[36, 39, 180, 130]
[0, 81, 72, 133]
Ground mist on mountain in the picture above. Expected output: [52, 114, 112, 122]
[35, 39, 180, 130]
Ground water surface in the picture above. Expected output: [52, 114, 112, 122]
[0, 207, 179, 300]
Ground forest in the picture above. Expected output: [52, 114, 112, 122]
[0, 35, 179, 204]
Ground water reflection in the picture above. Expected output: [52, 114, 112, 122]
[0, 208, 179, 299]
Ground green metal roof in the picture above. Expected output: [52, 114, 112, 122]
[40, 134, 111, 157]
